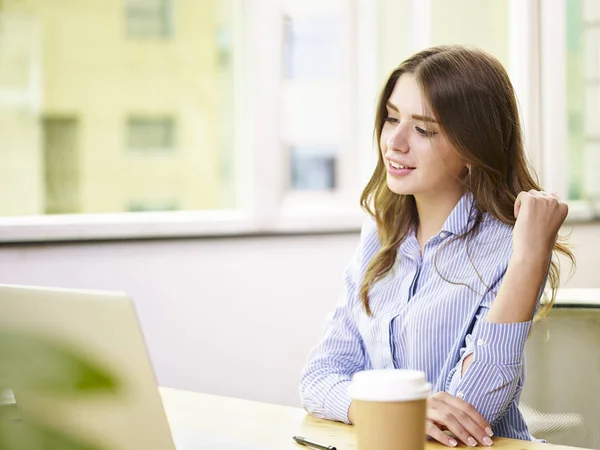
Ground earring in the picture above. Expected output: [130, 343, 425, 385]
[467, 165, 472, 175]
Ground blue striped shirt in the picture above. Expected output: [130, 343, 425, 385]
[299, 193, 537, 440]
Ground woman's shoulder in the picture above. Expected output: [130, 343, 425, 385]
[479, 212, 514, 239]
[477, 212, 513, 238]
[359, 216, 379, 242]
[357, 216, 382, 263]
[466, 212, 514, 266]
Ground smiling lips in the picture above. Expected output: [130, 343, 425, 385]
[387, 158, 415, 175]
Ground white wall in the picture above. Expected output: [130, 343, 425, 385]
[0, 222, 597, 408]
[0, 231, 358, 407]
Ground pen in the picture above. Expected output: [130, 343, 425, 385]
[293, 435, 337, 450]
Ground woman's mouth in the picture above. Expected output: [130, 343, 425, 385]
[387, 159, 415, 175]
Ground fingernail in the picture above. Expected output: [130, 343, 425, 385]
[468, 437, 478, 447]
[485, 427, 494, 437]
[449, 438, 458, 447]
[483, 436, 493, 446]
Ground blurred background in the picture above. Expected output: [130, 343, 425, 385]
[2, 0, 590, 218]
[0, 0, 599, 448]
[0, 0, 597, 215]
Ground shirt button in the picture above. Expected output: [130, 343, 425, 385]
[457, 392, 465, 399]
[477, 339, 485, 346]
[439, 232, 448, 239]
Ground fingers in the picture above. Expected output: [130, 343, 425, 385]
[514, 192, 523, 219]
[514, 190, 535, 218]
[514, 190, 568, 220]
[428, 407, 481, 447]
[428, 393, 494, 447]
[535, 190, 561, 200]
[442, 394, 491, 432]
[427, 420, 458, 447]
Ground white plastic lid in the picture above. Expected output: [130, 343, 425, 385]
[348, 369, 431, 402]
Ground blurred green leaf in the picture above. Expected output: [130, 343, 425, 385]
[0, 411, 106, 450]
[0, 330, 119, 397]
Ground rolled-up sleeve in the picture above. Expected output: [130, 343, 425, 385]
[445, 260, 548, 426]
[445, 305, 531, 425]
[299, 222, 372, 423]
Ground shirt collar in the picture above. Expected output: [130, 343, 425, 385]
[398, 192, 477, 259]
[440, 191, 476, 237]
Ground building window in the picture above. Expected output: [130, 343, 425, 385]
[43, 117, 81, 214]
[127, 117, 176, 154]
[128, 200, 179, 212]
[290, 146, 337, 191]
[125, 0, 172, 38]
[280, 3, 352, 199]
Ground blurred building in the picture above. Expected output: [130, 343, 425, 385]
[0, 0, 234, 215]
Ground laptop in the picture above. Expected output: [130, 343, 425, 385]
[0, 284, 268, 450]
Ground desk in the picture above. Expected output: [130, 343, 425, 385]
[159, 388, 586, 450]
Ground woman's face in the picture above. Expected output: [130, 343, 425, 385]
[379, 73, 466, 200]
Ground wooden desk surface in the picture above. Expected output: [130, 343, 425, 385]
[158, 388, 586, 450]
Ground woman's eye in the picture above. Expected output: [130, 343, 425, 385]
[385, 117, 400, 125]
[415, 126, 437, 137]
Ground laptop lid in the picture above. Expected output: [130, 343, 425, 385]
[0, 284, 176, 450]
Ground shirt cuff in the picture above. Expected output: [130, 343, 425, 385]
[472, 319, 531, 365]
[323, 380, 353, 424]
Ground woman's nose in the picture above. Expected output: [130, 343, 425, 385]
[387, 123, 409, 153]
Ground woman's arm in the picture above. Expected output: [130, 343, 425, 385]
[299, 290, 365, 423]
[428, 191, 568, 447]
[461, 189, 566, 375]
[299, 222, 374, 423]
[460, 250, 549, 375]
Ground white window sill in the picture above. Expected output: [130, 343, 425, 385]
[0, 209, 366, 244]
[0, 199, 597, 244]
[554, 289, 600, 309]
[562, 199, 600, 222]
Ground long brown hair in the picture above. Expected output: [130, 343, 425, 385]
[359, 45, 575, 316]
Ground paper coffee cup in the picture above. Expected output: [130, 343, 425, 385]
[349, 370, 431, 450]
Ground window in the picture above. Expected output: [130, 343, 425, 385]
[430, 0, 509, 68]
[0, 0, 237, 224]
[125, 0, 172, 38]
[43, 117, 80, 214]
[128, 200, 178, 212]
[379, 0, 509, 79]
[538, 0, 600, 218]
[377, 0, 595, 218]
[280, 1, 356, 199]
[127, 117, 176, 153]
[566, 0, 586, 201]
[290, 146, 337, 190]
[566, 0, 599, 202]
[0, 0, 592, 242]
[283, 15, 342, 80]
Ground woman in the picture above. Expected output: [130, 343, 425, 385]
[299, 45, 574, 447]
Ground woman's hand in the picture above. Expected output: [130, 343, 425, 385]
[427, 392, 494, 447]
[512, 190, 568, 260]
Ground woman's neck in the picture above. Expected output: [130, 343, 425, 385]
[415, 190, 464, 253]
